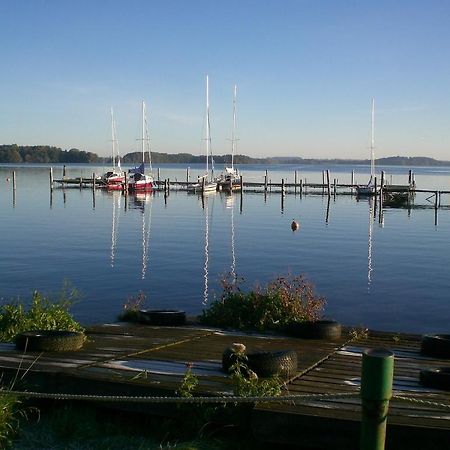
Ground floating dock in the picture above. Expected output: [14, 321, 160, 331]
[0, 324, 448, 449]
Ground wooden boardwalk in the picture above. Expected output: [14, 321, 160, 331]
[0, 324, 448, 448]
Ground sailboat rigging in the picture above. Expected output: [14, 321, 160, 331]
[128, 101, 154, 192]
[219, 84, 241, 191]
[101, 108, 125, 189]
[356, 99, 377, 196]
[188, 76, 218, 194]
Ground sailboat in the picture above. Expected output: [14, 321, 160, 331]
[356, 99, 377, 196]
[128, 101, 154, 192]
[188, 75, 218, 194]
[101, 108, 125, 189]
[219, 84, 241, 191]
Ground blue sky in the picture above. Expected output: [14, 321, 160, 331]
[1, 0, 450, 159]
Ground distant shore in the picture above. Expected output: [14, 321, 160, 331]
[1, 144, 450, 166]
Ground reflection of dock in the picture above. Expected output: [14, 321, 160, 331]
[0, 325, 447, 449]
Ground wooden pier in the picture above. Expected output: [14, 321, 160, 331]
[0, 323, 448, 449]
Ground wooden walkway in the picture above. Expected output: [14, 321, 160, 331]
[0, 324, 448, 448]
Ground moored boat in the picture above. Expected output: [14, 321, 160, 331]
[128, 101, 154, 192]
[101, 107, 125, 189]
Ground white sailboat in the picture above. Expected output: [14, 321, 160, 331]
[356, 99, 377, 196]
[219, 84, 240, 191]
[102, 108, 125, 189]
[188, 75, 217, 194]
[128, 101, 154, 192]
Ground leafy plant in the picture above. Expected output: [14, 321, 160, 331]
[177, 363, 199, 398]
[0, 288, 84, 343]
[200, 273, 325, 332]
[225, 343, 283, 398]
[118, 291, 146, 322]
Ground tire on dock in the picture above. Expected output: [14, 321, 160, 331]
[138, 309, 186, 326]
[247, 350, 298, 379]
[420, 334, 450, 358]
[419, 367, 450, 391]
[15, 330, 85, 352]
[286, 320, 342, 340]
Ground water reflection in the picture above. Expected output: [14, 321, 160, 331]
[109, 191, 121, 268]
[225, 194, 237, 280]
[129, 192, 153, 280]
[367, 197, 375, 290]
[203, 196, 210, 305]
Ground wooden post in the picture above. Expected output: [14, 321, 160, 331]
[264, 170, 268, 192]
[326, 170, 331, 196]
[269, 179, 272, 192]
[380, 171, 385, 189]
[186, 167, 190, 185]
[360, 348, 394, 450]
[294, 170, 297, 194]
[158, 168, 161, 184]
[63, 165, 66, 178]
[300, 179, 303, 195]
[333, 178, 337, 195]
[281, 178, 285, 196]
[49, 167, 54, 191]
[12, 171, 16, 191]
[202, 176, 205, 194]
[167, 178, 170, 193]
[240, 175, 243, 192]
[351, 170, 355, 186]
[408, 170, 412, 186]
[92, 173, 96, 192]
[435, 191, 439, 209]
[124, 172, 128, 195]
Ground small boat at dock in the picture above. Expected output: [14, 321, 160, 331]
[101, 108, 125, 190]
[188, 76, 217, 194]
[128, 101, 154, 192]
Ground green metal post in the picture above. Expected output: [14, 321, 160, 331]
[360, 348, 394, 450]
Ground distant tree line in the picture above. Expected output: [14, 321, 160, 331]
[0, 145, 99, 163]
[1, 145, 449, 166]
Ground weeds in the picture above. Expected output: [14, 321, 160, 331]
[118, 291, 146, 322]
[200, 273, 325, 332]
[0, 287, 84, 343]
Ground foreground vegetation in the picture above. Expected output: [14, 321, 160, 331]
[200, 273, 325, 332]
[0, 288, 84, 343]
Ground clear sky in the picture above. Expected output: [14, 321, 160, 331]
[1, 0, 450, 159]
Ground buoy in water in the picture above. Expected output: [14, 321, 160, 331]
[291, 220, 300, 231]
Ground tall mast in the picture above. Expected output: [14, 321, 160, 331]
[110, 107, 116, 170]
[141, 101, 145, 164]
[231, 84, 237, 170]
[205, 75, 210, 176]
[370, 98, 375, 180]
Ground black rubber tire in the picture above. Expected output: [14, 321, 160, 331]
[15, 330, 85, 352]
[419, 367, 450, 391]
[286, 320, 342, 340]
[139, 309, 186, 326]
[420, 334, 450, 359]
[247, 350, 298, 379]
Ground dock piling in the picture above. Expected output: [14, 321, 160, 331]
[360, 348, 394, 450]
[49, 167, 54, 191]
[12, 171, 16, 191]
[326, 170, 331, 196]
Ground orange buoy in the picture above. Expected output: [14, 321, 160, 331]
[291, 220, 300, 231]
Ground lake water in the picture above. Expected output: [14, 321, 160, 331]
[1, 163, 449, 334]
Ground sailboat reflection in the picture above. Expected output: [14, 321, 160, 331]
[367, 197, 375, 290]
[130, 192, 153, 280]
[110, 191, 121, 267]
[203, 196, 210, 305]
[225, 194, 237, 280]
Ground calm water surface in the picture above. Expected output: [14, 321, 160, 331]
[0, 163, 449, 334]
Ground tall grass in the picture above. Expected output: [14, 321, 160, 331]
[0, 287, 84, 343]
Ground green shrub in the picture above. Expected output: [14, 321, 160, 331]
[117, 291, 146, 322]
[0, 288, 84, 343]
[200, 273, 325, 332]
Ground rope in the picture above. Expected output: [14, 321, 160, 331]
[0, 390, 359, 404]
[393, 394, 450, 410]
